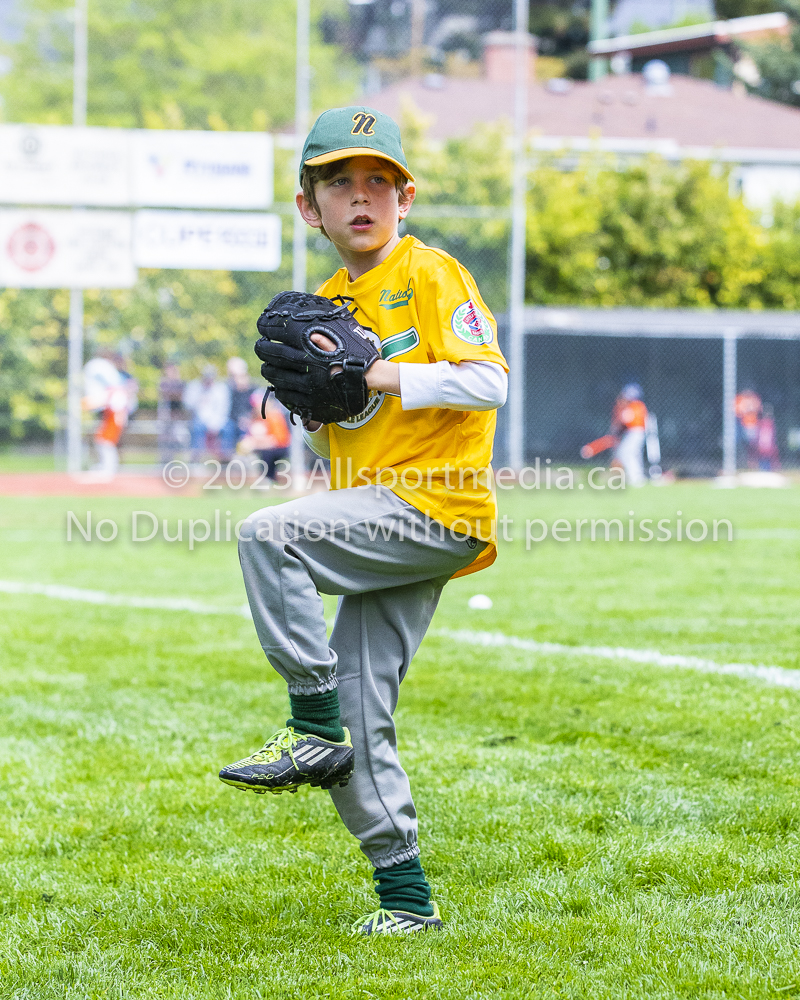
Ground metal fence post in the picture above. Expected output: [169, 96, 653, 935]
[67, 0, 88, 474]
[722, 329, 738, 476]
[290, 0, 310, 488]
[507, 0, 529, 471]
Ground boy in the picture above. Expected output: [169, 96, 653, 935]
[219, 107, 508, 934]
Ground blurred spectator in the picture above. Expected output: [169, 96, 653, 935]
[611, 383, 647, 487]
[758, 404, 781, 471]
[238, 390, 291, 480]
[221, 357, 254, 460]
[158, 362, 186, 463]
[735, 387, 763, 469]
[82, 349, 130, 478]
[183, 364, 231, 463]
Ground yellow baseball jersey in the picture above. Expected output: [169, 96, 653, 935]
[316, 234, 508, 577]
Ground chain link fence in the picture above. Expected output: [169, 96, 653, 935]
[494, 309, 800, 474]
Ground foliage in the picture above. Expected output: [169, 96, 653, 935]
[746, 24, 800, 110]
[715, 0, 788, 21]
[0, 0, 358, 442]
[758, 199, 800, 308]
[526, 154, 767, 307]
[0, 289, 67, 440]
[0, 0, 358, 129]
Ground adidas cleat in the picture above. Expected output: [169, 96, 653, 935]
[218, 726, 354, 795]
[352, 903, 443, 936]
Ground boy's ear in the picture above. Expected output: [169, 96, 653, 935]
[296, 191, 323, 229]
[398, 183, 416, 221]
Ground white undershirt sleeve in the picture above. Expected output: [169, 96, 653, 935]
[398, 360, 507, 411]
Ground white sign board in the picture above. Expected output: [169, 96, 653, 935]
[0, 125, 130, 207]
[134, 210, 281, 271]
[131, 130, 272, 209]
[0, 209, 135, 288]
[0, 125, 273, 209]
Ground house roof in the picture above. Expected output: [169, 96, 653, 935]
[366, 73, 800, 151]
[588, 11, 789, 56]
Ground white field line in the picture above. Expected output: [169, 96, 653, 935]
[1, 579, 798, 690]
[432, 628, 800, 691]
[0, 580, 250, 618]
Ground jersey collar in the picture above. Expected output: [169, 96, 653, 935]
[342, 235, 418, 296]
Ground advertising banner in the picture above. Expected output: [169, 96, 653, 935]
[131, 130, 272, 209]
[0, 125, 130, 207]
[0, 209, 136, 288]
[134, 210, 281, 271]
[0, 126, 273, 209]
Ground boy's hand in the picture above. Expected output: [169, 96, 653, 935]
[310, 332, 400, 397]
[304, 333, 335, 431]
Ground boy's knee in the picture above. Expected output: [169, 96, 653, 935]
[238, 508, 282, 552]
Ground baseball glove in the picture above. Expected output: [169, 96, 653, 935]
[254, 291, 380, 425]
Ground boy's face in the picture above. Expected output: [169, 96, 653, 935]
[297, 156, 415, 257]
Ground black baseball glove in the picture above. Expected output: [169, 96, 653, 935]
[254, 291, 380, 425]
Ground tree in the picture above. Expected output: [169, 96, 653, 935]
[759, 200, 800, 308]
[526, 153, 766, 307]
[0, 0, 357, 129]
[0, 0, 359, 443]
[746, 23, 800, 110]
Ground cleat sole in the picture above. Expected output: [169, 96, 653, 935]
[220, 777, 299, 795]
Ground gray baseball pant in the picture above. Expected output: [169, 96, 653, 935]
[238, 484, 485, 868]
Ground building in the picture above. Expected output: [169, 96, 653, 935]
[588, 11, 790, 82]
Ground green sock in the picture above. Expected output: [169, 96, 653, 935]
[373, 857, 434, 916]
[287, 690, 345, 743]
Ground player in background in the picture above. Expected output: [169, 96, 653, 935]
[221, 357, 254, 461]
[757, 403, 781, 470]
[218, 107, 508, 934]
[735, 387, 763, 469]
[237, 390, 291, 481]
[611, 383, 648, 486]
[82, 349, 131, 478]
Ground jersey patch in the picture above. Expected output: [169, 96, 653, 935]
[451, 300, 494, 346]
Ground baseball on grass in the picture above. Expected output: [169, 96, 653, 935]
[468, 594, 493, 610]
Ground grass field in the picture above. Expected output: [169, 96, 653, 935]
[1, 482, 799, 998]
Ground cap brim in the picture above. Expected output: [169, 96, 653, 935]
[303, 147, 415, 183]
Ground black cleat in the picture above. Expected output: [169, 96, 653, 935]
[218, 726, 354, 795]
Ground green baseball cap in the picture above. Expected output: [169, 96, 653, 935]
[300, 106, 415, 184]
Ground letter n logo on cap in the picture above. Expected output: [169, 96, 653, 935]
[351, 113, 376, 135]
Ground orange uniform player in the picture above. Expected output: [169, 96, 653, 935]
[83, 353, 131, 477]
[611, 383, 648, 486]
[735, 389, 762, 468]
[238, 391, 291, 480]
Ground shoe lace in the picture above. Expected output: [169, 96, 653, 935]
[351, 908, 405, 935]
[249, 727, 306, 767]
